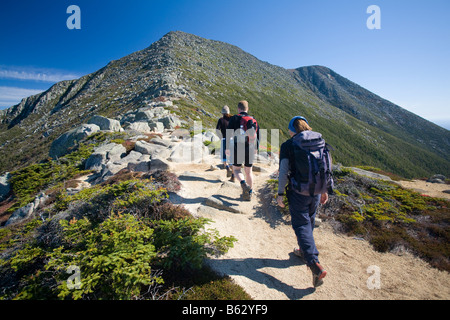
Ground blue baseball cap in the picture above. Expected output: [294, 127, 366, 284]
[288, 116, 309, 133]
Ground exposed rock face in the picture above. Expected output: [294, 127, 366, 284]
[127, 122, 152, 133]
[5, 193, 49, 226]
[87, 115, 123, 132]
[0, 172, 11, 201]
[169, 141, 209, 164]
[85, 143, 127, 172]
[49, 124, 100, 159]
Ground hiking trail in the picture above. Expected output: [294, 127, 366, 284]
[166, 151, 450, 300]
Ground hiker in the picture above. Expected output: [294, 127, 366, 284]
[226, 100, 260, 201]
[276, 116, 333, 287]
[216, 105, 234, 181]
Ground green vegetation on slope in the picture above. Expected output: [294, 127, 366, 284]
[267, 167, 450, 272]
[0, 177, 243, 300]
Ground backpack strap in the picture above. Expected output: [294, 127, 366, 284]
[309, 155, 316, 198]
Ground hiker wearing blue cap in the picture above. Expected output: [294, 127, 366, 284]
[277, 116, 334, 287]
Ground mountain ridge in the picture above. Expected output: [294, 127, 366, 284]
[291, 65, 449, 156]
[0, 31, 449, 178]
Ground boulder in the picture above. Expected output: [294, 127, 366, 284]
[152, 107, 169, 117]
[134, 140, 171, 159]
[203, 131, 221, 142]
[85, 143, 127, 172]
[159, 115, 181, 129]
[150, 157, 171, 172]
[148, 121, 164, 133]
[127, 121, 151, 133]
[49, 124, 100, 159]
[135, 110, 154, 122]
[114, 150, 145, 166]
[6, 203, 35, 226]
[427, 174, 447, 184]
[84, 153, 107, 172]
[170, 128, 190, 139]
[0, 172, 11, 201]
[154, 100, 173, 108]
[88, 115, 123, 132]
[148, 138, 173, 148]
[93, 143, 126, 162]
[169, 142, 209, 163]
[5, 193, 49, 226]
[101, 162, 128, 178]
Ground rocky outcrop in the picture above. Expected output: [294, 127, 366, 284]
[85, 143, 127, 172]
[127, 122, 152, 133]
[427, 174, 447, 184]
[5, 193, 49, 226]
[169, 141, 209, 163]
[49, 124, 100, 159]
[87, 115, 123, 132]
[134, 140, 172, 159]
[0, 172, 11, 201]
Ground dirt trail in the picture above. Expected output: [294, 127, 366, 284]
[166, 150, 449, 300]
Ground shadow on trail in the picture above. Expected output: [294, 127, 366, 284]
[208, 252, 315, 300]
[168, 192, 207, 206]
[177, 173, 222, 184]
[253, 183, 291, 229]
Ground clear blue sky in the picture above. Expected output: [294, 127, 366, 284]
[1, 0, 449, 128]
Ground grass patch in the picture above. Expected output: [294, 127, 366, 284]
[331, 167, 450, 272]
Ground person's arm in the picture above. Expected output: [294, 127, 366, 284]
[216, 118, 221, 131]
[277, 158, 289, 207]
[277, 142, 290, 207]
[278, 158, 289, 195]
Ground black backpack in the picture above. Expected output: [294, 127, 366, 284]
[289, 131, 334, 196]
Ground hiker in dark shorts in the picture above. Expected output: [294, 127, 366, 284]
[277, 116, 331, 287]
[216, 105, 234, 180]
[226, 100, 260, 201]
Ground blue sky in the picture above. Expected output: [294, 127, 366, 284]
[1, 0, 449, 129]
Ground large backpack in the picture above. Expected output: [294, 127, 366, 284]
[235, 115, 258, 145]
[289, 130, 334, 196]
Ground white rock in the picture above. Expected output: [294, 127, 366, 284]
[88, 115, 123, 132]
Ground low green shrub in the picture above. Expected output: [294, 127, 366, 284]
[0, 178, 237, 300]
[266, 166, 450, 272]
[7, 144, 95, 214]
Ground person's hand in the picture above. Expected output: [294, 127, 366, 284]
[320, 193, 329, 205]
[277, 195, 285, 208]
[225, 149, 230, 156]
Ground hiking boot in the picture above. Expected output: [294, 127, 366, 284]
[229, 174, 235, 183]
[226, 166, 233, 178]
[309, 261, 327, 288]
[241, 183, 252, 201]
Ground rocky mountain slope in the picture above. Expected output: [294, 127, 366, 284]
[0, 31, 449, 178]
[292, 65, 449, 156]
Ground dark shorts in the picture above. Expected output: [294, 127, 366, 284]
[230, 137, 255, 168]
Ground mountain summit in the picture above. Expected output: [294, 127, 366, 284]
[0, 31, 449, 178]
